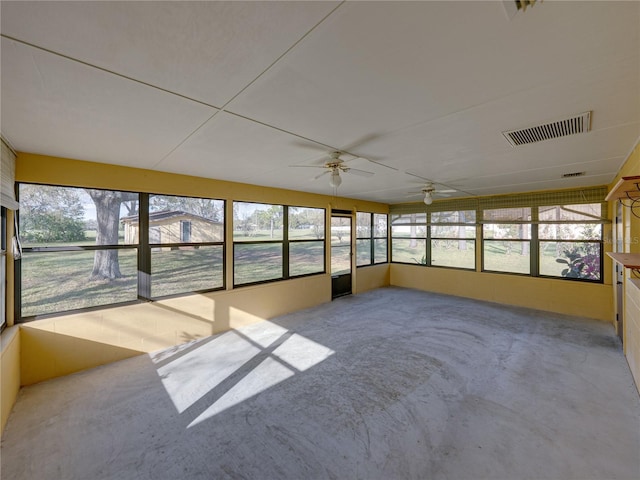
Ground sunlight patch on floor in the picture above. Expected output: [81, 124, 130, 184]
[150, 320, 334, 422]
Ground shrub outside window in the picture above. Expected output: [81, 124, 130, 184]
[538, 204, 602, 280]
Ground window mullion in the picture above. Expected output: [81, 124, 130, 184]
[283, 206, 289, 279]
[531, 207, 539, 276]
[138, 193, 150, 300]
[426, 212, 432, 266]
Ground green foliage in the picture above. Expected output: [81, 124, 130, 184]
[20, 184, 87, 243]
[22, 212, 86, 243]
[555, 244, 600, 280]
[412, 254, 427, 265]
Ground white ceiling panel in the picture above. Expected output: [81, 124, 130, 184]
[1, 38, 216, 168]
[157, 111, 324, 184]
[228, 1, 638, 147]
[0, 1, 339, 107]
[1, 1, 638, 204]
[468, 173, 617, 197]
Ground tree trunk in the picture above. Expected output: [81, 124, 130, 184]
[86, 190, 135, 280]
[409, 214, 417, 248]
[458, 211, 467, 251]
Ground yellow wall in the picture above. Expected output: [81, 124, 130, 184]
[1, 326, 20, 435]
[390, 264, 612, 321]
[611, 142, 640, 256]
[354, 264, 390, 294]
[20, 274, 331, 385]
[8, 150, 632, 390]
[608, 141, 640, 390]
[16, 153, 387, 212]
[13, 153, 389, 386]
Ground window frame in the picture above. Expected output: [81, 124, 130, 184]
[17, 183, 141, 320]
[429, 210, 476, 271]
[232, 202, 326, 288]
[390, 213, 428, 265]
[287, 206, 326, 279]
[536, 204, 604, 282]
[147, 193, 226, 299]
[389, 198, 606, 284]
[356, 212, 388, 267]
[481, 208, 533, 276]
[1, 206, 6, 332]
[16, 184, 229, 321]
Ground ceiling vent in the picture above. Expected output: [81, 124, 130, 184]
[502, 111, 591, 147]
[561, 171, 586, 178]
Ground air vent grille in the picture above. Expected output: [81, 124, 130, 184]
[562, 172, 586, 178]
[502, 111, 591, 147]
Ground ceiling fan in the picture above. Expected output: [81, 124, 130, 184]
[291, 151, 374, 187]
[408, 182, 457, 205]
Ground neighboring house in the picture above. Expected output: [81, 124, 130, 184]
[122, 210, 223, 245]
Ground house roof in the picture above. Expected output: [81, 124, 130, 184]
[121, 210, 220, 225]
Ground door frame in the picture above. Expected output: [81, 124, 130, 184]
[330, 211, 353, 299]
[614, 202, 624, 344]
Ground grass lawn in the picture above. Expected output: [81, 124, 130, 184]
[21, 249, 138, 317]
[22, 241, 325, 317]
[391, 240, 599, 278]
[21, 233, 600, 318]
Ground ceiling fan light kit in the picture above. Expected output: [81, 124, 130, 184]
[423, 191, 434, 205]
[290, 150, 373, 190]
[329, 169, 342, 188]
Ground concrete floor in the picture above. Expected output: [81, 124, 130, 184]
[2, 287, 640, 480]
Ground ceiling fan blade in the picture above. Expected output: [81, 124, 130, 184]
[313, 170, 330, 180]
[340, 133, 384, 152]
[289, 164, 326, 169]
[438, 189, 457, 194]
[344, 168, 374, 177]
[291, 140, 333, 152]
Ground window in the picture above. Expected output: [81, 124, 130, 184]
[482, 208, 531, 274]
[149, 195, 224, 298]
[180, 220, 192, 242]
[233, 202, 283, 286]
[356, 212, 388, 266]
[1, 207, 6, 331]
[233, 202, 325, 286]
[15, 185, 328, 319]
[19, 184, 139, 317]
[538, 204, 602, 281]
[391, 213, 427, 264]
[356, 212, 372, 266]
[373, 213, 388, 264]
[431, 210, 475, 269]
[388, 187, 606, 283]
[288, 207, 325, 277]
